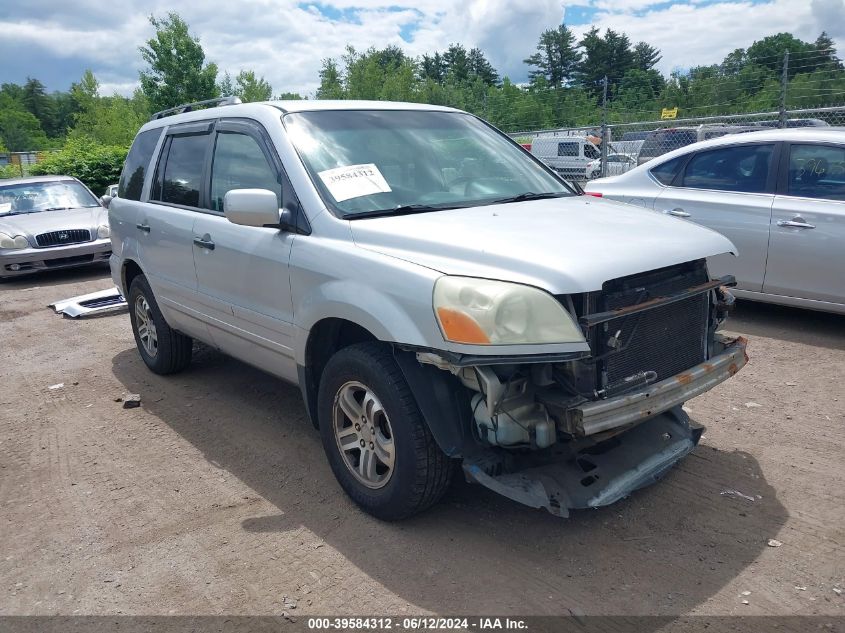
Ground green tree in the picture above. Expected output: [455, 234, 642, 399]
[467, 47, 499, 86]
[30, 137, 127, 194]
[234, 70, 272, 102]
[317, 58, 344, 99]
[420, 52, 446, 84]
[0, 109, 50, 151]
[524, 24, 582, 88]
[70, 93, 148, 146]
[746, 33, 813, 77]
[443, 44, 469, 82]
[579, 28, 635, 98]
[632, 42, 661, 71]
[275, 92, 305, 100]
[139, 12, 219, 112]
[217, 71, 235, 96]
[22, 77, 59, 137]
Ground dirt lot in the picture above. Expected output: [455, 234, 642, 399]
[0, 267, 843, 619]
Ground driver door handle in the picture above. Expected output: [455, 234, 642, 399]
[193, 236, 215, 250]
[667, 208, 690, 218]
[777, 218, 816, 229]
[136, 222, 151, 232]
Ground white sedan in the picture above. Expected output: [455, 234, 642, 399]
[584, 128, 845, 314]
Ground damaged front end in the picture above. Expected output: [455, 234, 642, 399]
[400, 259, 748, 517]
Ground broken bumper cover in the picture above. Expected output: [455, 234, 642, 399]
[572, 335, 748, 436]
[464, 407, 703, 517]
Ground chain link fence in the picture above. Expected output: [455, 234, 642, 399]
[510, 103, 845, 184]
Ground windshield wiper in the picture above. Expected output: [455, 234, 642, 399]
[42, 207, 70, 212]
[489, 192, 569, 205]
[345, 203, 465, 220]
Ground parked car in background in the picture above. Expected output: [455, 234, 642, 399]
[0, 176, 111, 279]
[530, 136, 601, 179]
[585, 128, 845, 314]
[755, 118, 830, 128]
[637, 125, 760, 165]
[110, 98, 746, 520]
[586, 152, 637, 179]
[620, 130, 650, 142]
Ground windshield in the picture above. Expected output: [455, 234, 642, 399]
[283, 110, 572, 217]
[0, 181, 100, 216]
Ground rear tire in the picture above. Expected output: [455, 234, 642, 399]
[317, 342, 453, 520]
[128, 274, 192, 375]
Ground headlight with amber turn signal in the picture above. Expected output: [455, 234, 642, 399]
[433, 276, 586, 345]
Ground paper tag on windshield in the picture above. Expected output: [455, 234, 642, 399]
[318, 163, 391, 202]
[0, 203, 11, 214]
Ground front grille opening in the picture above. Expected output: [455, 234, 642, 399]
[44, 254, 94, 267]
[36, 229, 91, 247]
[600, 260, 709, 385]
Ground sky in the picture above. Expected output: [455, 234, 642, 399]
[1, 0, 843, 98]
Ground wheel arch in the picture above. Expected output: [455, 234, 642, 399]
[299, 319, 471, 458]
[121, 258, 145, 296]
[299, 318, 379, 429]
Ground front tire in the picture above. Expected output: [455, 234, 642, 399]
[128, 274, 192, 375]
[317, 342, 453, 520]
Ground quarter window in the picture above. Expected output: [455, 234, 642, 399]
[119, 128, 161, 201]
[681, 144, 773, 193]
[210, 132, 281, 211]
[650, 155, 686, 186]
[787, 144, 845, 201]
[153, 133, 210, 207]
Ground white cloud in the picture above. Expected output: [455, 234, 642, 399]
[1, 0, 844, 98]
[576, 0, 845, 77]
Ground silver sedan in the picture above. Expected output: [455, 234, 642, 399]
[0, 176, 112, 279]
[585, 128, 845, 315]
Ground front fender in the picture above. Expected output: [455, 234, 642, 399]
[292, 278, 437, 365]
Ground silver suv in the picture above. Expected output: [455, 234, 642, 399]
[109, 98, 747, 520]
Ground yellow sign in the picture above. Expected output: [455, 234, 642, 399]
[661, 107, 678, 120]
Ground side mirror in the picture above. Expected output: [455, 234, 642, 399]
[223, 189, 281, 228]
[100, 195, 112, 209]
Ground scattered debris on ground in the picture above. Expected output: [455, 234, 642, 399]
[720, 489, 756, 502]
[122, 394, 141, 409]
[49, 287, 127, 319]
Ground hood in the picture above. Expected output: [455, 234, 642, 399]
[0, 206, 106, 240]
[350, 196, 736, 294]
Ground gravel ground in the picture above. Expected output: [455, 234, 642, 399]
[0, 267, 843, 618]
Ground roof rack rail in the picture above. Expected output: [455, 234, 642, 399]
[151, 95, 242, 120]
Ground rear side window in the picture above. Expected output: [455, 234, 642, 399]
[650, 155, 686, 185]
[787, 144, 845, 201]
[558, 142, 578, 157]
[210, 132, 281, 211]
[681, 144, 773, 193]
[584, 144, 600, 159]
[118, 128, 161, 201]
[152, 133, 210, 207]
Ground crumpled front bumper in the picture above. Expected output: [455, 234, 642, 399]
[465, 406, 703, 517]
[571, 334, 748, 436]
[462, 335, 748, 518]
